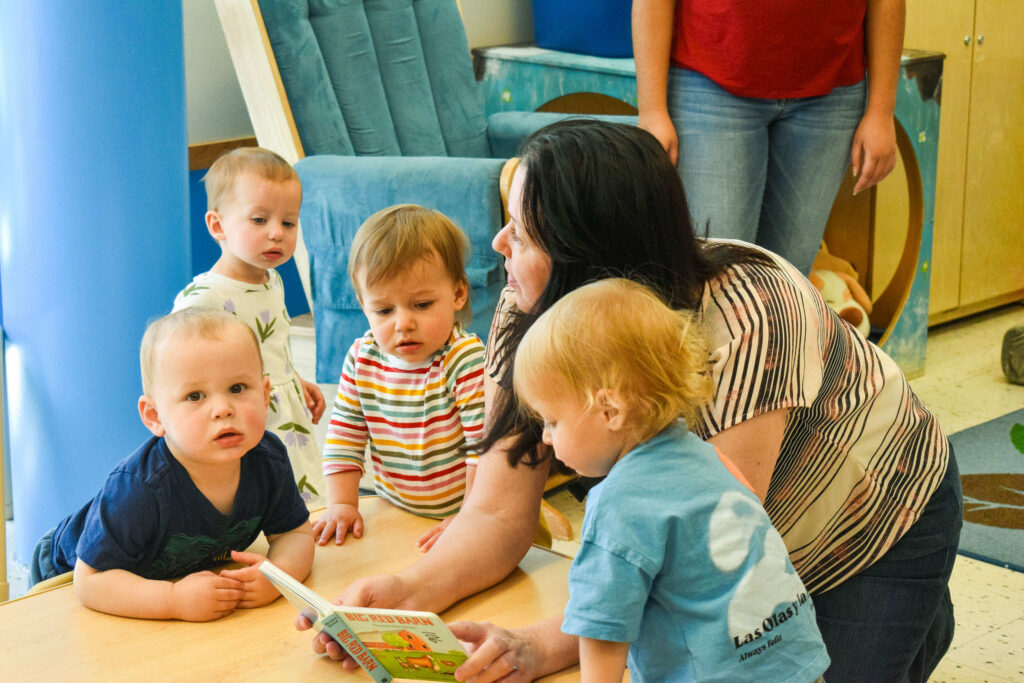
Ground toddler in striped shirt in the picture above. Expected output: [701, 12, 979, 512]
[313, 205, 486, 550]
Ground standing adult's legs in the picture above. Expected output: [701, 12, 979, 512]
[668, 68, 771, 242]
[758, 80, 867, 274]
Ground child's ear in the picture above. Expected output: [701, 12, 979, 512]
[453, 279, 468, 311]
[206, 210, 226, 242]
[262, 375, 271, 409]
[138, 395, 166, 437]
[595, 388, 626, 432]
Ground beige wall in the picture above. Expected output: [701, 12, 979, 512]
[183, 0, 534, 144]
[459, 0, 533, 50]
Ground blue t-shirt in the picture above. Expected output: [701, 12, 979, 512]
[49, 433, 309, 580]
[562, 423, 830, 682]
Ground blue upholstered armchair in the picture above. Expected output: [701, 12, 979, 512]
[216, 0, 601, 383]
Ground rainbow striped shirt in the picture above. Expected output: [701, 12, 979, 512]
[322, 324, 485, 518]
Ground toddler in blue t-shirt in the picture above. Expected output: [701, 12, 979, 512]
[513, 279, 830, 682]
[30, 309, 314, 621]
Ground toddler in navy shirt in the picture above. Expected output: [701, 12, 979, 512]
[31, 309, 314, 621]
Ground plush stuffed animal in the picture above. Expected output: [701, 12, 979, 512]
[808, 242, 873, 337]
[809, 268, 873, 336]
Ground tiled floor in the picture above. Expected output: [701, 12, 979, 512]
[906, 304, 1024, 682]
[5, 304, 1024, 679]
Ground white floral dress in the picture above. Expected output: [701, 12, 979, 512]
[173, 269, 324, 508]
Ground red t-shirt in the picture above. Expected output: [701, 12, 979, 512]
[670, 0, 867, 99]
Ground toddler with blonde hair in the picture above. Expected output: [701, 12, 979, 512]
[174, 146, 325, 508]
[30, 309, 314, 621]
[514, 278, 829, 682]
[315, 205, 485, 549]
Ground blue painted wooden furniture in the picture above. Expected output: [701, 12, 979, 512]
[218, 1, 641, 383]
[473, 46, 943, 377]
[217, 0, 629, 382]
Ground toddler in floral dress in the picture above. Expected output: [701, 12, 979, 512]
[174, 147, 325, 507]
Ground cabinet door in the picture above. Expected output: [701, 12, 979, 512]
[958, 0, 1024, 307]
[903, 0, 975, 315]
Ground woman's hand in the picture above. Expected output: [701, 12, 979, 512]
[850, 107, 898, 195]
[294, 609, 362, 669]
[638, 109, 679, 165]
[294, 573, 415, 660]
[450, 621, 543, 682]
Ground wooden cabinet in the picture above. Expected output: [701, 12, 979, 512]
[902, 0, 1024, 322]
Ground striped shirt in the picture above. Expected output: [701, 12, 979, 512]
[696, 245, 949, 594]
[323, 324, 485, 518]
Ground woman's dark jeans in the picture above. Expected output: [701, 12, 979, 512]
[814, 447, 963, 682]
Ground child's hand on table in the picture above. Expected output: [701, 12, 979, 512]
[312, 503, 364, 545]
[416, 516, 453, 552]
[170, 570, 244, 621]
[220, 550, 281, 608]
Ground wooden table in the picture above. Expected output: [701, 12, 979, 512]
[0, 498, 580, 680]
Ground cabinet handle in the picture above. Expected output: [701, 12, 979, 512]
[977, 34, 984, 45]
[964, 35, 971, 45]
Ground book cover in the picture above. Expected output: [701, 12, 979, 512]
[259, 560, 469, 682]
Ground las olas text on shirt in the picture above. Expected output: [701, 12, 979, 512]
[733, 591, 810, 650]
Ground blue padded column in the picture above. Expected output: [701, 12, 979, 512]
[0, 2, 190, 562]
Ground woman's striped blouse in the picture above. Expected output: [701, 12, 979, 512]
[322, 324, 486, 518]
[695, 247, 949, 594]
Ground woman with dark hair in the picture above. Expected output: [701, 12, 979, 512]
[300, 119, 960, 682]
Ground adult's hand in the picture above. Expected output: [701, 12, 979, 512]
[850, 108, 898, 195]
[450, 621, 545, 682]
[294, 610, 361, 668]
[638, 109, 679, 165]
[855, 0, 903, 195]
[294, 573, 414, 661]
[633, 0, 679, 164]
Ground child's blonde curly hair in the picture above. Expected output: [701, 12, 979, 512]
[513, 278, 711, 443]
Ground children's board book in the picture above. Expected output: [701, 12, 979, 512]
[259, 560, 469, 682]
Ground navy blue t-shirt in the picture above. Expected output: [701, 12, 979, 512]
[49, 433, 309, 579]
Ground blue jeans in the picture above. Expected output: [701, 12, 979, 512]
[30, 527, 59, 586]
[669, 68, 866, 274]
[813, 448, 963, 682]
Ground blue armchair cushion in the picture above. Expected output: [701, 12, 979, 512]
[258, 0, 489, 158]
[297, 154, 507, 382]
